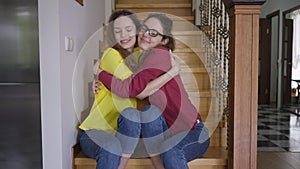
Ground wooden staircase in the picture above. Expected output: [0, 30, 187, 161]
[73, 144, 227, 169]
[73, 0, 228, 168]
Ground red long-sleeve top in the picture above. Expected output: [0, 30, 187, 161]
[98, 46, 201, 135]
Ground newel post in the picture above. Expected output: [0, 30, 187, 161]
[222, 0, 266, 169]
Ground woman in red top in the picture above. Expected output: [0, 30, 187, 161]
[97, 13, 210, 169]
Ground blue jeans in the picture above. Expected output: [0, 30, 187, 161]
[79, 130, 122, 169]
[160, 121, 210, 169]
[116, 105, 168, 157]
[79, 105, 168, 168]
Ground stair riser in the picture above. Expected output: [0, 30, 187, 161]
[175, 53, 206, 65]
[194, 98, 211, 115]
[133, 13, 197, 32]
[189, 166, 226, 169]
[173, 21, 197, 31]
[116, 8, 193, 16]
[117, 0, 191, 4]
[76, 166, 95, 169]
[181, 73, 210, 90]
[76, 165, 227, 169]
[210, 128, 228, 147]
[174, 36, 205, 49]
[136, 19, 195, 31]
[73, 145, 228, 169]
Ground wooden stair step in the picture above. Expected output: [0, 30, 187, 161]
[173, 30, 203, 36]
[180, 65, 224, 73]
[135, 12, 194, 21]
[180, 65, 207, 73]
[173, 15, 194, 21]
[174, 39, 205, 49]
[175, 53, 204, 65]
[187, 90, 226, 98]
[187, 90, 211, 97]
[116, 3, 191, 9]
[117, 0, 191, 4]
[115, 3, 193, 16]
[174, 47, 205, 53]
[137, 15, 194, 24]
[73, 146, 227, 169]
[181, 76, 210, 89]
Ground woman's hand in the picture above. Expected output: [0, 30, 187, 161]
[92, 79, 101, 94]
[92, 59, 103, 94]
[169, 50, 180, 77]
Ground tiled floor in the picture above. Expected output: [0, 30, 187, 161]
[257, 104, 300, 152]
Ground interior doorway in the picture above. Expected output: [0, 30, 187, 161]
[258, 11, 280, 106]
[283, 5, 300, 105]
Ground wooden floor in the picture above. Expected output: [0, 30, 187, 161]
[257, 152, 300, 169]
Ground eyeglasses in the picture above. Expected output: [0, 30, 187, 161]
[139, 25, 165, 38]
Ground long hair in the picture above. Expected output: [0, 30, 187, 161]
[107, 9, 141, 58]
[143, 13, 175, 51]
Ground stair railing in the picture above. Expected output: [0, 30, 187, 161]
[193, 0, 230, 146]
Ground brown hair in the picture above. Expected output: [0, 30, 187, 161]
[143, 13, 175, 51]
[107, 9, 141, 58]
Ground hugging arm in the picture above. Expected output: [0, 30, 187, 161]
[98, 49, 175, 98]
[136, 54, 180, 99]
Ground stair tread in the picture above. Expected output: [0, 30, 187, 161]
[173, 30, 203, 35]
[137, 14, 194, 21]
[116, 3, 191, 8]
[186, 90, 225, 98]
[137, 12, 195, 20]
[180, 65, 224, 73]
[175, 15, 194, 20]
[180, 65, 207, 72]
[74, 146, 227, 166]
[174, 47, 205, 53]
[117, 0, 191, 4]
[186, 91, 211, 97]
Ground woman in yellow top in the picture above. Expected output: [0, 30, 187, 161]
[79, 9, 179, 169]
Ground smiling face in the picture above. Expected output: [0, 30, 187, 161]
[113, 16, 137, 52]
[138, 17, 168, 51]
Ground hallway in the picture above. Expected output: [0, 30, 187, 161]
[0, 84, 42, 169]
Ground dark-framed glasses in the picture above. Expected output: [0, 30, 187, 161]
[139, 25, 165, 38]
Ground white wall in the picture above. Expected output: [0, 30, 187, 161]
[261, 0, 300, 17]
[38, 0, 106, 168]
[260, 0, 300, 107]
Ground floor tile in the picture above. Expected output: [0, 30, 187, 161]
[257, 104, 300, 152]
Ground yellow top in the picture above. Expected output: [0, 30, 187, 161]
[79, 48, 137, 134]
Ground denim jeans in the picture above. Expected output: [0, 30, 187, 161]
[160, 121, 210, 169]
[116, 105, 168, 157]
[79, 105, 168, 168]
[79, 129, 122, 169]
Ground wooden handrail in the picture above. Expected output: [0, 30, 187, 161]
[222, 0, 266, 9]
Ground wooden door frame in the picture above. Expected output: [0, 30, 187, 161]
[266, 10, 280, 106]
[258, 18, 271, 104]
[281, 17, 293, 105]
[282, 5, 300, 105]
